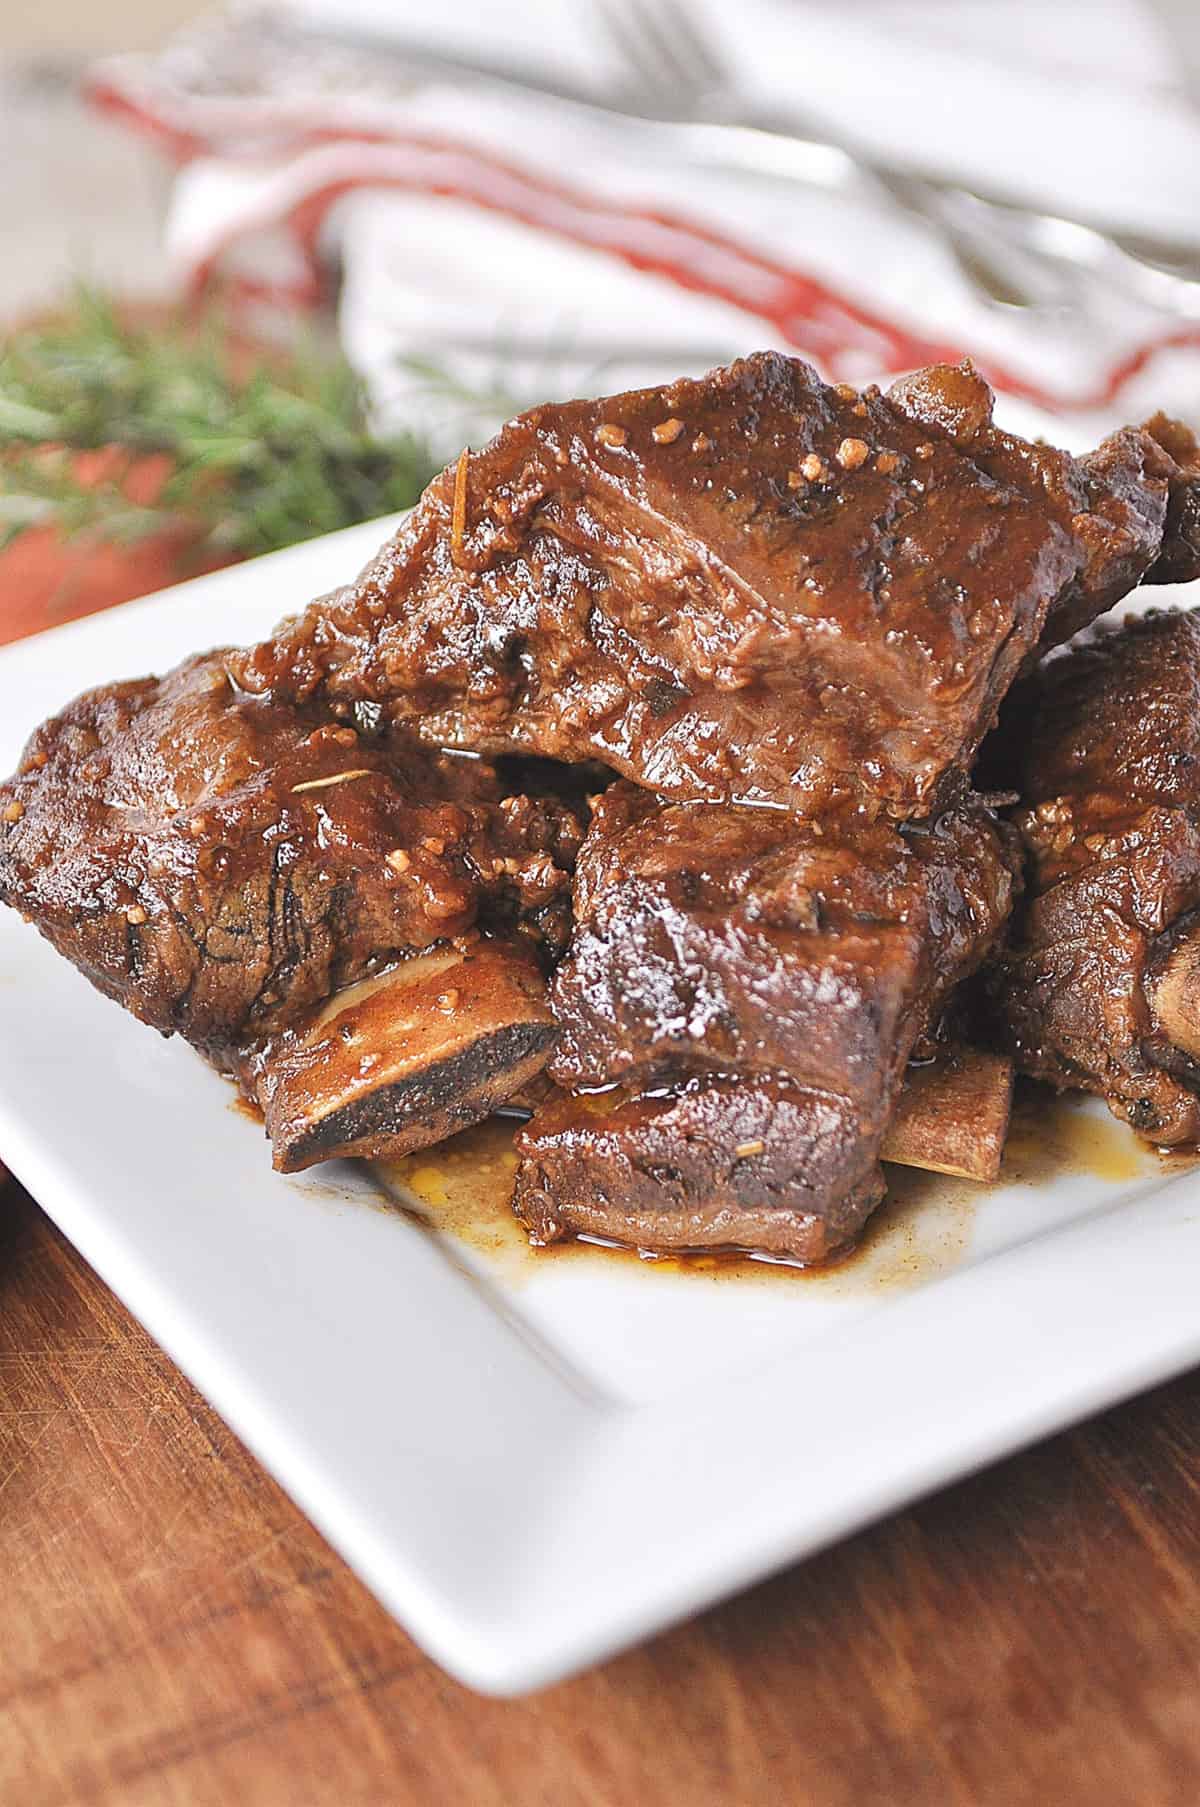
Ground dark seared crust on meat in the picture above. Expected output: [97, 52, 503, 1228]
[514, 784, 1018, 1254]
[989, 609, 1200, 1143]
[1008, 608, 1200, 810]
[890, 367, 1200, 655]
[1143, 412, 1200, 586]
[515, 1075, 884, 1263]
[549, 784, 1018, 1094]
[6, 351, 1198, 1227]
[0, 651, 581, 1058]
[230, 354, 1199, 818]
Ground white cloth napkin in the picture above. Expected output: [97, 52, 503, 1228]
[90, 0, 1200, 451]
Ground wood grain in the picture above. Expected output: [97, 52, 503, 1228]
[0, 332, 1197, 1800]
[4, 1173, 1200, 1805]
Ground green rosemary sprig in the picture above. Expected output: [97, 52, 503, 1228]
[0, 289, 440, 562]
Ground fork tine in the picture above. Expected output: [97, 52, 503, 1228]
[625, 0, 706, 97]
[592, 0, 651, 92]
[594, 0, 696, 105]
[648, 0, 727, 93]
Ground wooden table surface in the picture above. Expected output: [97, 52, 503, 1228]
[3, 296, 1200, 1801]
[2, 593, 1200, 1807]
[4, 1165, 1200, 1806]
[6, 39, 1200, 1799]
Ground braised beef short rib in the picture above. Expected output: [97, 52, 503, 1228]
[514, 784, 1017, 1260]
[989, 608, 1200, 1144]
[231, 354, 1200, 819]
[5, 352, 1200, 1254]
[0, 651, 581, 1162]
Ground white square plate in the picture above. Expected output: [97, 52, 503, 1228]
[2, 519, 1199, 1695]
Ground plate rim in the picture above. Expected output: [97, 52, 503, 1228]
[2, 523, 1199, 1696]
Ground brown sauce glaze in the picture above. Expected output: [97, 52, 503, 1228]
[369, 1081, 1191, 1292]
[1001, 1080, 1150, 1186]
[222, 1074, 1189, 1288]
[228, 357, 1200, 822]
[373, 1117, 979, 1295]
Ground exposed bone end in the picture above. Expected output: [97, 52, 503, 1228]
[882, 1049, 1014, 1182]
[1149, 928, 1200, 1065]
[241, 941, 557, 1173]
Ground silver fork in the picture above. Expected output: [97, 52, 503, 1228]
[594, 0, 1200, 316]
[593, 0, 1077, 311]
[274, 4, 1200, 317]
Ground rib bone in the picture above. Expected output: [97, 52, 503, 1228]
[882, 1051, 1014, 1182]
[240, 941, 557, 1172]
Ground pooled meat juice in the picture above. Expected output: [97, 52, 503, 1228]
[3, 352, 1200, 1259]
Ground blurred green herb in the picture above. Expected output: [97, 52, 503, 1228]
[0, 289, 440, 562]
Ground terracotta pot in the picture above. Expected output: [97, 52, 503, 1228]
[0, 446, 237, 646]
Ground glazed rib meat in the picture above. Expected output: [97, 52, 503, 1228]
[0, 652, 582, 1163]
[230, 354, 1200, 818]
[513, 784, 1018, 1261]
[990, 607, 1200, 1144]
[4, 350, 1198, 1230]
